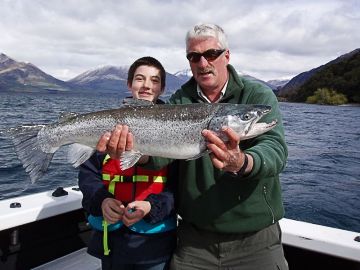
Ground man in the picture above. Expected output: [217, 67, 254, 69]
[98, 24, 288, 270]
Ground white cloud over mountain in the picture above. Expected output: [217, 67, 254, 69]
[0, 0, 359, 81]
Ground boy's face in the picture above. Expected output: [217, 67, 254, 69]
[129, 65, 163, 102]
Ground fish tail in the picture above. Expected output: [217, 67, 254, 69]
[7, 125, 54, 183]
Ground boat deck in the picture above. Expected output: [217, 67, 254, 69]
[32, 248, 101, 270]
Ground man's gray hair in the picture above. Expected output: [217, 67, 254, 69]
[186, 23, 229, 51]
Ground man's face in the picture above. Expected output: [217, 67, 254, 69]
[128, 65, 163, 102]
[187, 37, 230, 93]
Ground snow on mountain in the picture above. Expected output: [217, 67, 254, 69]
[69, 65, 129, 85]
[174, 68, 192, 82]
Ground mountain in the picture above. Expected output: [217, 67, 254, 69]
[243, 75, 278, 91]
[166, 72, 190, 95]
[278, 68, 321, 97]
[279, 48, 360, 102]
[0, 53, 70, 92]
[234, 69, 279, 91]
[174, 69, 192, 82]
[0, 53, 17, 69]
[266, 79, 290, 90]
[0, 53, 188, 96]
[1, 52, 296, 98]
[68, 66, 129, 94]
[69, 65, 187, 96]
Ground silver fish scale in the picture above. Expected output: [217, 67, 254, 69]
[38, 114, 117, 152]
[119, 104, 219, 158]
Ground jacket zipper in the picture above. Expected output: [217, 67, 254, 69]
[263, 186, 275, 224]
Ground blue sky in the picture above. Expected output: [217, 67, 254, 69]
[0, 0, 359, 81]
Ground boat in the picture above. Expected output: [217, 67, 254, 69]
[0, 186, 359, 270]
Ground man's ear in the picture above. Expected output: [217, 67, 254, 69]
[225, 50, 230, 62]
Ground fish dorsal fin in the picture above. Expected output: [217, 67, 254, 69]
[59, 112, 78, 122]
[122, 98, 154, 107]
[68, 143, 95, 167]
[120, 150, 143, 170]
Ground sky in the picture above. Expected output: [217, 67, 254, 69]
[0, 0, 359, 82]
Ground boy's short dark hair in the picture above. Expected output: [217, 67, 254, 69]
[127, 56, 166, 91]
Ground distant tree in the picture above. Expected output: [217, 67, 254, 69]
[306, 88, 348, 105]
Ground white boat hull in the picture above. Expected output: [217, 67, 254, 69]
[0, 186, 359, 269]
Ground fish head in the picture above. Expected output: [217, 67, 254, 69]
[208, 104, 277, 140]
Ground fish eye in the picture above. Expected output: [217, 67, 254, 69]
[241, 113, 251, 121]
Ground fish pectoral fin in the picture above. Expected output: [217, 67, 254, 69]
[68, 143, 95, 167]
[120, 150, 143, 170]
[186, 150, 211, 161]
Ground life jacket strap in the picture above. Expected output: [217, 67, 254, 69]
[102, 220, 110, 256]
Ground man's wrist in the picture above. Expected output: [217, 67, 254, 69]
[236, 153, 248, 176]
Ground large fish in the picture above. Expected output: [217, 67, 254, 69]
[7, 99, 277, 183]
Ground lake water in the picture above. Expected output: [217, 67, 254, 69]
[0, 92, 359, 232]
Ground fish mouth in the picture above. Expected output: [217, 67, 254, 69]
[244, 119, 278, 140]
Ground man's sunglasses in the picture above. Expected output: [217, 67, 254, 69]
[186, 49, 226, 63]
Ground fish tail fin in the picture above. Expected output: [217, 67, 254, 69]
[7, 125, 55, 183]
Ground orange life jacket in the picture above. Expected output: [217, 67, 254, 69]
[101, 155, 168, 203]
[92, 155, 174, 256]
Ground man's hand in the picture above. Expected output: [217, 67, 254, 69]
[122, 201, 151, 227]
[101, 198, 125, 224]
[96, 125, 133, 160]
[202, 127, 251, 174]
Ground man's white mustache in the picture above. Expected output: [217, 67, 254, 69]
[197, 68, 214, 74]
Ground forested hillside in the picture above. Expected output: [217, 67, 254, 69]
[280, 49, 360, 103]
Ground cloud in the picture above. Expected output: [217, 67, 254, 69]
[0, 0, 359, 81]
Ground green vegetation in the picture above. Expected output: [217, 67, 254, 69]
[306, 88, 348, 105]
[284, 50, 360, 103]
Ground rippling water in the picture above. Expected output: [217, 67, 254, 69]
[0, 92, 359, 232]
[280, 102, 360, 232]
